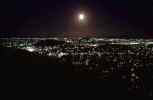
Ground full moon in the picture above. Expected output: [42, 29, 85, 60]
[78, 13, 85, 21]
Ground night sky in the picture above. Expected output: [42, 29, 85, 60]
[0, 0, 152, 38]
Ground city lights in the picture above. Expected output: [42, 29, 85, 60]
[26, 47, 35, 52]
[1, 37, 153, 96]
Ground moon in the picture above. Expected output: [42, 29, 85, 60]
[78, 13, 85, 21]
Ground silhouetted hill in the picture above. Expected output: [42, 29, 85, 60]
[0, 46, 64, 82]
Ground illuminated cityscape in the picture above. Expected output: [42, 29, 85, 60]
[0, 37, 153, 96]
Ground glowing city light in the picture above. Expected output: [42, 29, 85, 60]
[26, 47, 35, 52]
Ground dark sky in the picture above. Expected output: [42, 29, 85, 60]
[0, 0, 153, 37]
